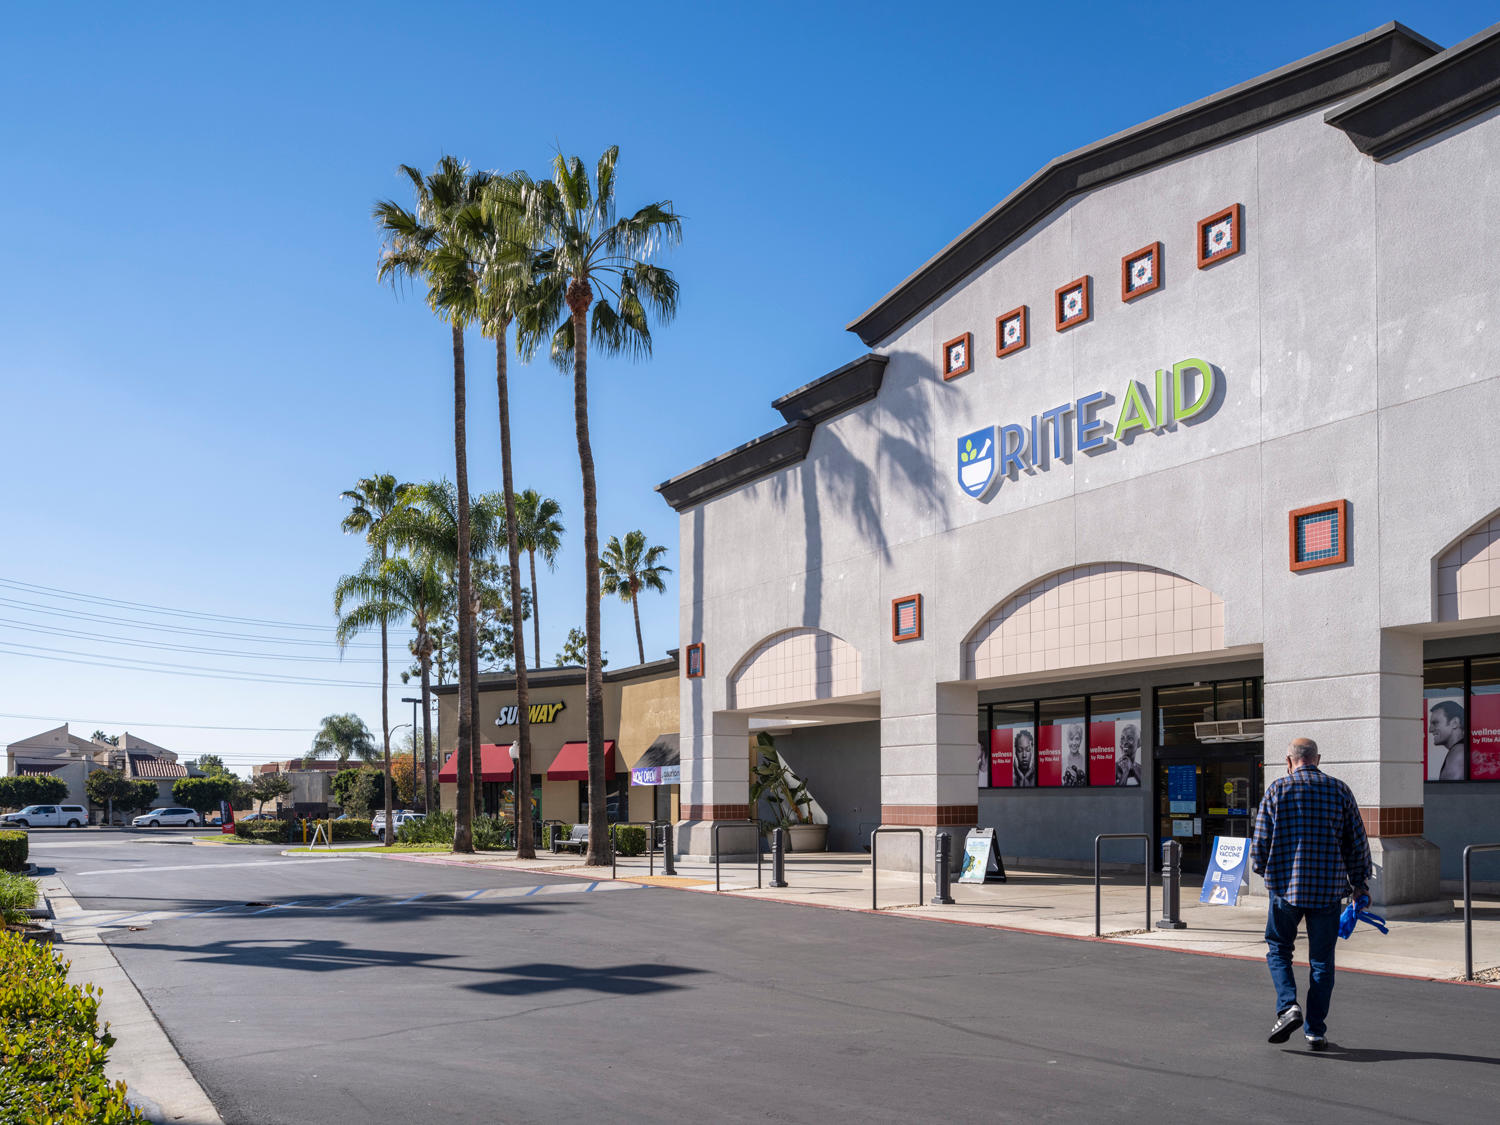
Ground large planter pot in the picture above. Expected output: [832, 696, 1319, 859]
[786, 824, 828, 853]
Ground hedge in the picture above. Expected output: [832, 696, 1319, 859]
[543, 823, 575, 849]
[329, 818, 373, 841]
[0, 928, 146, 1123]
[0, 831, 27, 873]
[234, 820, 293, 843]
[612, 825, 647, 857]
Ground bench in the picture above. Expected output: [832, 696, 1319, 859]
[552, 824, 589, 855]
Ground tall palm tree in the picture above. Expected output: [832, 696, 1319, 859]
[515, 489, 564, 669]
[339, 474, 410, 849]
[375, 157, 489, 853]
[601, 531, 672, 665]
[518, 146, 681, 865]
[306, 713, 378, 769]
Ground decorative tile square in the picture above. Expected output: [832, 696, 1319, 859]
[941, 333, 972, 380]
[1121, 242, 1162, 301]
[1197, 203, 1243, 268]
[1289, 500, 1348, 571]
[892, 594, 923, 642]
[685, 642, 705, 678]
[1054, 277, 1090, 331]
[995, 305, 1028, 357]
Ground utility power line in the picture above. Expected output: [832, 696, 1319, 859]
[0, 712, 320, 732]
[0, 576, 347, 631]
[0, 618, 386, 663]
[0, 641, 377, 688]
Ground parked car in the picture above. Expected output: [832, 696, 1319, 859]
[371, 811, 424, 840]
[132, 807, 202, 828]
[240, 812, 275, 822]
[0, 804, 89, 828]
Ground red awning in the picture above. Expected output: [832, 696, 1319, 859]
[437, 744, 516, 783]
[546, 740, 616, 781]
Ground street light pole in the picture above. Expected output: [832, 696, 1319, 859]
[401, 696, 425, 811]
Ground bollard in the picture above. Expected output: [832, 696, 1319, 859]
[932, 831, 955, 905]
[551, 824, 561, 854]
[1156, 839, 1187, 929]
[769, 827, 789, 888]
[662, 822, 677, 876]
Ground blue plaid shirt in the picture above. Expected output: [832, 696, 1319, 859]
[1251, 765, 1371, 908]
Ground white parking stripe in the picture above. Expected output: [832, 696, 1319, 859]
[71, 858, 357, 876]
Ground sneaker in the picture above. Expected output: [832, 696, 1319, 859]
[1305, 1035, 1328, 1051]
[1268, 1004, 1304, 1043]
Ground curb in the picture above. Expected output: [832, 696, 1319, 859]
[40, 876, 225, 1125]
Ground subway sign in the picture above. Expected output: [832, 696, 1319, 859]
[494, 701, 566, 726]
[957, 358, 1218, 499]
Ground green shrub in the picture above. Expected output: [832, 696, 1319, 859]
[543, 823, 575, 849]
[0, 928, 146, 1123]
[0, 831, 27, 873]
[397, 810, 453, 844]
[612, 825, 647, 857]
[472, 816, 513, 850]
[0, 871, 38, 925]
[233, 820, 292, 843]
[329, 818, 372, 841]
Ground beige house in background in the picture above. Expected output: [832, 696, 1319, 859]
[4, 724, 198, 817]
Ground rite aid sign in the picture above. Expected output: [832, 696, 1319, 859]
[958, 358, 1219, 499]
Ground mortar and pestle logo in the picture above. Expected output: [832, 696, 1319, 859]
[957, 425, 997, 497]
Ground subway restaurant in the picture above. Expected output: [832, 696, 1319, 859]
[434, 654, 680, 828]
[657, 22, 1500, 907]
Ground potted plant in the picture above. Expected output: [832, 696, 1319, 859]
[749, 732, 827, 852]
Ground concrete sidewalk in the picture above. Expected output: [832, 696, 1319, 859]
[360, 847, 1500, 984]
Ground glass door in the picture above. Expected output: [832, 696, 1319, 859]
[1155, 748, 1264, 873]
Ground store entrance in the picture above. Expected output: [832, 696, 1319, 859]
[1154, 746, 1263, 873]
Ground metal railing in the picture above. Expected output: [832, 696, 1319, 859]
[870, 827, 924, 910]
[1463, 842, 1500, 981]
[1093, 833, 1152, 937]
[713, 820, 762, 892]
[611, 821, 664, 879]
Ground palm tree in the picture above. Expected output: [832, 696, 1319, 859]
[375, 158, 490, 853]
[518, 146, 681, 865]
[515, 490, 564, 669]
[339, 474, 410, 849]
[601, 531, 672, 665]
[306, 713, 377, 769]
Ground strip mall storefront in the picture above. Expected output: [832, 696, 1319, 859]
[657, 22, 1500, 904]
[435, 655, 680, 828]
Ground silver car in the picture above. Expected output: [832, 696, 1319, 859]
[132, 807, 202, 828]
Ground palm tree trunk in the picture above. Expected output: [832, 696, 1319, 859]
[631, 592, 644, 665]
[452, 319, 475, 853]
[381, 612, 393, 847]
[571, 302, 609, 865]
[497, 328, 535, 858]
[469, 594, 482, 813]
[420, 652, 434, 813]
[529, 548, 541, 671]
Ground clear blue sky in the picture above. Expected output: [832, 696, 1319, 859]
[1, 2, 1490, 772]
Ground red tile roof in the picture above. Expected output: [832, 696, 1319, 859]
[128, 754, 187, 779]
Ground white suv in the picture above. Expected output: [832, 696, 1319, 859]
[0, 804, 89, 828]
[372, 810, 424, 840]
[132, 807, 201, 828]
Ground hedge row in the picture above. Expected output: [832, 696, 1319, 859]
[0, 830, 27, 873]
[612, 825, 647, 857]
[0, 928, 146, 1123]
[233, 820, 293, 842]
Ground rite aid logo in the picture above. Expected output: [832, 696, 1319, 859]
[957, 427, 997, 498]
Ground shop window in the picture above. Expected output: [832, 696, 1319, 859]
[580, 777, 630, 824]
[1471, 658, 1500, 780]
[1424, 659, 1466, 781]
[1038, 697, 1086, 787]
[988, 705, 1036, 788]
[1156, 678, 1259, 745]
[982, 691, 1141, 789]
[1091, 691, 1143, 787]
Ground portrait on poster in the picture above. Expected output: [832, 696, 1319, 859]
[1425, 690, 1466, 781]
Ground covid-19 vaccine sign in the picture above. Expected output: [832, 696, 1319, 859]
[1199, 836, 1249, 905]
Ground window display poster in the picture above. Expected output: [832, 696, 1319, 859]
[1035, 723, 1065, 787]
[1425, 689, 1466, 781]
[1087, 722, 1117, 787]
[991, 723, 1036, 787]
[1114, 719, 1145, 787]
[989, 726, 1013, 788]
[1471, 691, 1500, 780]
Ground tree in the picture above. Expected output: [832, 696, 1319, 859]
[555, 626, 606, 669]
[172, 776, 240, 823]
[91, 730, 119, 746]
[391, 753, 422, 806]
[515, 490, 564, 670]
[123, 780, 162, 816]
[85, 769, 137, 824]
[0, 775, 70, 809]
[247, 773, 291, 813]
[518, 146, 681, 865]
[376, 157, 490, 855]
[192, 753, 231, 777]
[601, 530, 672, 665]
[305, 713, 377, 769]
[331, 768, 383, 818]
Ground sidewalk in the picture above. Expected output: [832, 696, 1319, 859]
[360, 848, 1500, 984]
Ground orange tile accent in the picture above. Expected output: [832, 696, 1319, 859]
[941, 332, 973, 380]
[881, 804, 979, 827]
[1121, 241, 1163, 302]
[1196, 203, 1243, 268]
[1054, 276, 1091, 331]
[995, 305, 1028, 357]
[1359, 806, 1424, 838]
[682, 804, 751, 821]
[1288, 499, 1349, 572]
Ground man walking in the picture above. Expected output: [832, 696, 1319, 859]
[1250, 737, 1371, 1051]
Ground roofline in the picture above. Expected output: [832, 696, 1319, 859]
[845, 21, 1439, 347]
[431, 653, 680, 696]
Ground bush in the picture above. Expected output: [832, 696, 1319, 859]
[543, 823, 575, 849]
[397, 810, 453, 844]
[612, 825, 646, 857]
[234, 820, 292, 843]
[0, 831, 27, 873]
[472, 816, 513, 851]
[0, 928, 146, 1123]
[0, 871, 38, 925]
[329, 818, 372, 841]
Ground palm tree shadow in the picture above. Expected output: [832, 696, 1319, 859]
[1287, 1043, 1500, 1066]
[463, 961, 703, 997]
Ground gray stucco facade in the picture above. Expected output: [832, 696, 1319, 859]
[661, 22, 1500, 902]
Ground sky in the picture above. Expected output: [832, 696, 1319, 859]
[0, 2, 1491, 773]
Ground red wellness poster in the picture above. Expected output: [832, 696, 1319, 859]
[1471, 692, 1500, 780]
[1037, 724, 1063, 787]
[990, 727, 1014, 788]
[1088, 722, 1117, 787]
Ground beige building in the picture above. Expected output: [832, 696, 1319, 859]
[436, 655, 680, 827]
[4, 726, 194, 816]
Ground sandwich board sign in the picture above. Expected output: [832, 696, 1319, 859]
[1199, 836, 1249, 905]
[958, 827, 1007, 884]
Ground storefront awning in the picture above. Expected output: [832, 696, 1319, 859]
[437, 744, 515, 783]
[546, 740, 616, 781]
[630, 733, 680, 786]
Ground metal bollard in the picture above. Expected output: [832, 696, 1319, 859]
[550, 825, 561, 854]
[932, 832, 955, 905]
[662, 822, 677, 876]
[769, 827, 789, 888]
[1156, 839, 1187, 929]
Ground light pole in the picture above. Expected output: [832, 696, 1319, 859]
[401, 696, 426, 811]
[508, 741, 520, 848]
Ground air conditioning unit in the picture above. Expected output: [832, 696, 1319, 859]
[1194, 718, 1264, 743]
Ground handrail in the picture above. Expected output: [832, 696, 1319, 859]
[610, 821, 662, 879]
[712, 820, 762, 892]
[1463, 842, 1500, 981]
[1094, 833, 1152, 937]
[870, 827, 925, 910]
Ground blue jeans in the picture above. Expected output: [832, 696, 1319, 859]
[1265, 894, 1342, 1037]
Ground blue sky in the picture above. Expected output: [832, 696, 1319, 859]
[0, 2, 1490, 771]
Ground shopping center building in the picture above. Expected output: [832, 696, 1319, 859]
[658, 21, 1500, 905]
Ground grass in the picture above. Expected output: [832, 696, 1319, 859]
[284, 842, 455, 854]
[0, 869, 39, 925]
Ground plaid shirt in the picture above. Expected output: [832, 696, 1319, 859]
[1251, 765, 1371, 908]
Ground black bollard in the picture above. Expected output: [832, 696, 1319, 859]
[1156, 839, 1187, 929]
[770, 827, 789, 888]
[662, 821, 677, 876]
[932, 831, 956, 905]
[550, 823, 561, 854]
